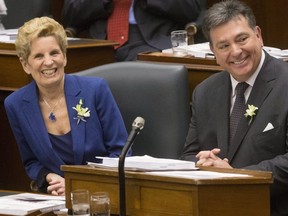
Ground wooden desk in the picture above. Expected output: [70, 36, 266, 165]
[0, 39, 116, 191]
[62, 165, 272, 216]
[0, 39, 116, 90]
[138, 52, 223, 97]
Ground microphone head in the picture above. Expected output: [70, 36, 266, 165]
[132, 116, 145, 130]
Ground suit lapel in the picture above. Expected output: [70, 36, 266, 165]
[65, 75, 86, 165]
[227, 53, 276, 161]
[216, 74, 231, 158]
[22, 82, 59, 158]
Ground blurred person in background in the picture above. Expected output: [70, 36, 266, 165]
[62, 0, 206, 61]
[0, 0, 7, 30]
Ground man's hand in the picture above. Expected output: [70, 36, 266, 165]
[196, 148, 232, 168]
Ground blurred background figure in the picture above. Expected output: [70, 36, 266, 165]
[0, 0, 7, 30]
[62, 0, 207, 61]
[2, 0, 52, 29]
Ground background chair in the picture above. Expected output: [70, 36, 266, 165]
[185, 0, 207, 44]
[76, 61, 191, 159]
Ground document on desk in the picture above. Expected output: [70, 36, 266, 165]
[148, 170, 251, 179]
[162, 42, 214, 58]
[0, 28, 17, 43]
[0, 192, 65, 216]
[88, 155, 197, 171]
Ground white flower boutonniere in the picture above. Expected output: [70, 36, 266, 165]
[244, 104, 258, 125]
[72, 99, 90, 124]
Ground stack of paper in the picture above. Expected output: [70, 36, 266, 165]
[0, 29, 18, 42]
[88, 155, 197, 171]
[263, 46, 288, 59]
[148, 170, 251, 179]
[162, 42, 214, 58]
[0, 193, 65, 216]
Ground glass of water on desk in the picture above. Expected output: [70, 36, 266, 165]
[71, 189, 90, 216]
[90, 192, 110, 216]
[171, 30, 188, 57]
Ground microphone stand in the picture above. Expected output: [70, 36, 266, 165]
[118, 117, 145, 216]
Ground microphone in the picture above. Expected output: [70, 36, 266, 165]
[118, 117, 145, 216]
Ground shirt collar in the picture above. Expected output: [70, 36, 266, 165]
[230, 50, 265, 97]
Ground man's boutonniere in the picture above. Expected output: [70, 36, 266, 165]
[244, 104, 258, 125]
[72, 99, 90, 124]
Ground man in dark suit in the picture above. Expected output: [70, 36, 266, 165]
[180, 1, 288, 215]
[2, 0, 52, 29]
[62, 0, 206, 61]
[0, 0, 7, 30]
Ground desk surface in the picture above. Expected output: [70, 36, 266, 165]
[62, 165, 272, 216]
[0, 190, 19, 197]
[138, 51, 223, 71]
[0, 38, 117, 50]
[63, 164, 272, 185]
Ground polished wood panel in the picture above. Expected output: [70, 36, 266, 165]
[62, 165, 272, 216]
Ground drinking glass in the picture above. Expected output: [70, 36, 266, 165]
[71, 189, 90, 216]
[90, 192, 110, 216]
[171, 30, 188, 57]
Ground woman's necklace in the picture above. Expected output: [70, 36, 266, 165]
[42, 95, 63, 122]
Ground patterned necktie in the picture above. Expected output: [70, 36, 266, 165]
[107, 0, 132, 48]
[229, 82, 249, 144]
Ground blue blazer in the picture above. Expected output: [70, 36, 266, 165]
[4, 74, 128, 180]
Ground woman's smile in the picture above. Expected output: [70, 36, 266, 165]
[41, 68, 57, 77]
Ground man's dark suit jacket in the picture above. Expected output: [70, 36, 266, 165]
[62, 0, 205, 60]
[181, 52, 288, 216]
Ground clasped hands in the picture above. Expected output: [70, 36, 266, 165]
[196, 148, 232, 169]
